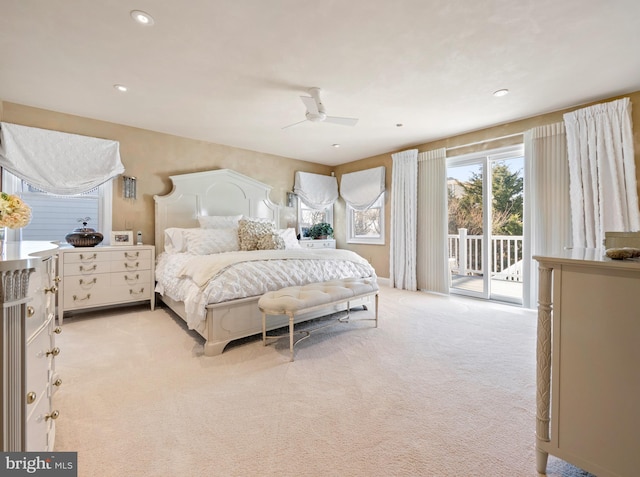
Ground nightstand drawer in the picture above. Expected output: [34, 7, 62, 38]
[63, 261, 110, 276]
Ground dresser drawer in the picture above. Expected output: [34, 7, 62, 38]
[63, 286, 110, 310]
[26, 318, 54, 407]
[63, 261, 111, 276]
[26, 388, 53, 451]
[62, 250, 110, 265]
[109, 249, 152, 263]
[111, 270, 152, 287]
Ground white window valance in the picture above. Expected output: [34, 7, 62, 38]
[0, 122, 124, 195]
[293, 171, 338, 209]
[340, 166, 386, 210]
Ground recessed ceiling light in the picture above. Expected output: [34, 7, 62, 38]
[396, 123, 404, 127]
[493, 89, 509, 97]
[113, 84, 128, 92]
[130, 10, 155, 26]
[331, 144, 341, 148]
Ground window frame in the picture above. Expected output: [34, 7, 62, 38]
[346, 193, 385, 245]
[1, 169, 113, 243]
[297, 200, 334, 239]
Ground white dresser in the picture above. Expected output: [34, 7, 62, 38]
[533, 249, 640, 477]
[58, 245, 155, 324]
[0, 241, 59, 451]
[298, 239, 336, 249]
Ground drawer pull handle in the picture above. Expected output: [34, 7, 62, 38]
[26, 392, 37, 404]
[79, 265, 97, 272]
[79, 253, 97, 261]
[130, 288, 145, 296]
[125, 252, 140, 259]
[27, 306, 35, 317]
[54, 378, 63, 387]
[125, 274, 140, 283]
[73, 293, 91, 302]
[46, 347, 61, 357]
[79, 278, 97, 286]
[124, 262, 140, 269]
[44, 285, 58, 294]
[45, 410, 60, 421]
[54, 326, 62, 334]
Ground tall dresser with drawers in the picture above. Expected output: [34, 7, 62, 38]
[0, 241, 60, 451]
[57, 245, 155, 324]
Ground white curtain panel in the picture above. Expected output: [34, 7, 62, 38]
[522, 122, 570, 308]
[340, 166, 386, 210]
[417, 148, 449, 294]
[0, 122, 124, 194]
[293, 171, 338, 209]
[389, 149, 418, 291]
[563, 97, 640, 248]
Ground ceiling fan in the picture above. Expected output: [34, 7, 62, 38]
[282, 87, 358, 129]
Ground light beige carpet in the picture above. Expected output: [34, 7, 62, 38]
[53, 286, 594, 477]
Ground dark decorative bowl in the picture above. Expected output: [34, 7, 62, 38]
[65, 222, 104, 247]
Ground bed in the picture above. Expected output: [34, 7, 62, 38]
[153, 169, 377, 356]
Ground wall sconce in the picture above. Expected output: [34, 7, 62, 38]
[123, 176, 137, 199]
[287, 192, 297, 208]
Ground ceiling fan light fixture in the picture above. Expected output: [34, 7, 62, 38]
[130, 10, 155, 26]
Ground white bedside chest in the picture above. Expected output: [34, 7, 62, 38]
[58, 244, 155, 324]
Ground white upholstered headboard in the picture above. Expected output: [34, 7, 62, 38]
[153, 169, 280, 255]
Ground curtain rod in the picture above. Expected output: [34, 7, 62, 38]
[445, 132, 523, 152]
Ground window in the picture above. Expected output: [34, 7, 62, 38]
[2, 170, 113, 243]
[347, 194, 385, 244]
[298, 201, 333, 239]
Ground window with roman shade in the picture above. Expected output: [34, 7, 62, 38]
[0, 122, 124, 194]
[341, 166, 386, 244]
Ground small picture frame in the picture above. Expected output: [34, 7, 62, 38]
[111, 231, 133, 246]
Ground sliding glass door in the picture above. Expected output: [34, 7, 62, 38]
[447, 146, 524, 304]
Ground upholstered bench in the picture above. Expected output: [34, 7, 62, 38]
[258, 278, 379, 361]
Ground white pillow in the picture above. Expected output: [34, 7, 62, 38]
[164, 227, 195, 253]
[184, 228, 239, 255]
[197, 215, 243, 229]
[278, 228, 301, 249]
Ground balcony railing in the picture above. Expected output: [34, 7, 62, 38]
[448, 228, 523, 282]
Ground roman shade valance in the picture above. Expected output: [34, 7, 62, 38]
[293, 171, 338, 209]
[340, 166, 386, 210]
[0, 122, 125, 195]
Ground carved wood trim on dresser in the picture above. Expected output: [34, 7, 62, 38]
[0, 241, 59, 452]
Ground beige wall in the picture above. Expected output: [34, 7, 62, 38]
[3, 91, 640, 280]
[334, 90, 640, 279]
[0, 101, 331, 245]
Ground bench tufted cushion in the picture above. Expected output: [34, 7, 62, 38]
[258, 278, 378, 314]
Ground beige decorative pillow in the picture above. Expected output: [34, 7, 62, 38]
[237, 218, 277, 251]
[256, 232, 285, 250]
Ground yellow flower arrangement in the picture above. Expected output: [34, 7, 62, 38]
[0, 192, 32, 229]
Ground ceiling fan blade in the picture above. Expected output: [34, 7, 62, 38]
[281, 118, 308, 130]
[324, 116, 359, 126]
[300, 95, 319, 115]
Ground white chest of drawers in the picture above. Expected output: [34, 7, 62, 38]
[58, 245, 155, 324]
[298, 239, 336, 249]
[1, 241, 59, 452]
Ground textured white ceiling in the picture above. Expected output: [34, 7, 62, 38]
[2, 0, 640, 166]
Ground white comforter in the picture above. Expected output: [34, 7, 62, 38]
[155, 249, 376, 330]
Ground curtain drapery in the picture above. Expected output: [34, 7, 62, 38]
[339, 166, 385, 210]
[0, 122, 124, 194]
[417, 148, 449, 294]
[390, 149, 418, 290]
[563, 97, 640, 248]
[522, 122, 570, 308]
[293, 171, 338, 209]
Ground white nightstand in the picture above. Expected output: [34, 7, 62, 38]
[57, 244, 155, 324]
[298, 239, 336, 249]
